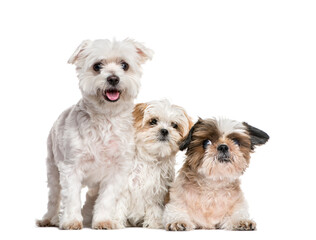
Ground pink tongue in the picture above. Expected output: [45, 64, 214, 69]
[106, 91, 120, 101]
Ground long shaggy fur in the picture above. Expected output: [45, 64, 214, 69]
[126, 100, 193, 228]
[163, 118, 269, 231]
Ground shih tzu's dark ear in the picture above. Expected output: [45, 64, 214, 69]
[179, 118, 202, 151]
[179, 126, 195, 151]
[243, 122, 269, 150]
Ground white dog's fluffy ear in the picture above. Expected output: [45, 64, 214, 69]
[135, 42, 154, 63]
[68, 40, 92, 64]
[126, 39, 154, 64]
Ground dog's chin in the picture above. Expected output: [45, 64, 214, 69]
[200, 153, 245, 180]
[145, 140, 176, 158]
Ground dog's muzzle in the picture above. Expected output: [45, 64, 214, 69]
[158, 128, 169, 142]
[217, 144, 231, 163]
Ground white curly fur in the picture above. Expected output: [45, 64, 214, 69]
[36, 38, 153, 230]
[81, 100, 192, 229]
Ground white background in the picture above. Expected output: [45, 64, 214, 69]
[0, 0, 315, 239]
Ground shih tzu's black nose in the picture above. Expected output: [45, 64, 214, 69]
[160, 129, 169, 137]
[107, 75, 120, 86]
[217, 144, 229, 152]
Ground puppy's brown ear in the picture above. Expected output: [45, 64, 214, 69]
[243, 122, 269, 150]
[179, 118, 202, 151]
[174, 105, 194, 138]
[68, 40, 91, 64]
[133, 103, 148, 129]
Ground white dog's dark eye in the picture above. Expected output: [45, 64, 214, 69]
[233, 139, 240, 146]
[150, 118, 158, 126]
[121, 61, 129, 71]
[171, 122, 178, 129]
[203, 140, 212, 149]
[93, 62, 103, 72]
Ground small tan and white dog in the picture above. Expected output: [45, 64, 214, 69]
[36, 39, 153, 230]
[126, 100, 193, 228]
[163, 118, 269, 231]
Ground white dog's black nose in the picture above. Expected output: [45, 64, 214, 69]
[160, 129, 169, 137]
[107, 75, 120, 86]
[217, 144, 229, 152]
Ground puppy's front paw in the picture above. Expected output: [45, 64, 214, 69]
[36, 219, 58, 227]
[166, 222, 193, 231]
[232, 220, 256, 231]
[92, 220, 124, 230]
[61, 220, 83, 230]
[143, 220, 163, 229]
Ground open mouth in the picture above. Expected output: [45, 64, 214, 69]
[217, 157, 231, 163]
[103, 88, 121, 102]
[158, 137, 169, 142]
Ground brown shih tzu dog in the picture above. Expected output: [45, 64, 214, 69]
[163, 118, 269, 231]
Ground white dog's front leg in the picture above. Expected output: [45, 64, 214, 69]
[92, 173, 128, 229]
[143, 203, 164, 229]
[59, 168, 83, 230]
[221, 199, 256, 231]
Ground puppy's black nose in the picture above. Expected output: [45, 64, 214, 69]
[160, 129, 169, 137]
[217, 144, 229, 152]
[107, 75, 120, 86]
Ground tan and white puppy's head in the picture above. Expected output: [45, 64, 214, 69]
[68, 39, 153, 112]
[133, 100, 193, 159]
[179, 118, 269, 180]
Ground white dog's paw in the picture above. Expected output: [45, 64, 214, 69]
[92, 220, 124, 230]
[60, 220, 83, 230]
[143, 220, 163, 229]
[166, 221, 193, 231]
[232, 220, 256, 231]
[36, 218, 58, 227]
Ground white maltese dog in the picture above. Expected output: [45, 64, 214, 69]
[126, 100, 193, 228]
[36, 39, 153, 230]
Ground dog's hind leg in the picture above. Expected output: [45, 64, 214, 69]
[36, 133, 61, 227]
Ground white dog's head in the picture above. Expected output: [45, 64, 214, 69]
[133, 100, 193, 158]
[68, 39, 153, 112]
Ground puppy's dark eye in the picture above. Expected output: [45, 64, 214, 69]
[93, 62, 103, 72]
[171, 122, 178, 129]
[232, 139, 240, 146]
[150, 118, 158, 126]
[121, 61, 129, 71]
[203, 140, 212, 149]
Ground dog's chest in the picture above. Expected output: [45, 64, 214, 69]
[186, 187, 239, 228]
[79, 118, 132, 175]
[130, 162, 165, 194]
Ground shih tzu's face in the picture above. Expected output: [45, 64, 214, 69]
[133, 100, 193, 158]
[180, 118, 269, 180]
[68, 39, 153, 107]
